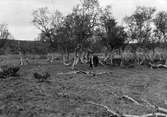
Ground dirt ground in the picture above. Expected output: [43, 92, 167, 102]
[0, 55, 167, 117]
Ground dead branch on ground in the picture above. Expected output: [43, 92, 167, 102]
[87, 101, 120, 116]
[149, 63, 167, 69]
[142, 99, 167, 114]
[57, 70, 112, 76]
[87, 101, 167, 117]
[121, 95, 141, 105]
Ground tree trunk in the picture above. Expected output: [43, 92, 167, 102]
[65, 48, 70, 61]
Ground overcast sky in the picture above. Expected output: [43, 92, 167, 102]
[0, 0, 167, 40]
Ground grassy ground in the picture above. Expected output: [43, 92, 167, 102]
[0, 55, 167, 117]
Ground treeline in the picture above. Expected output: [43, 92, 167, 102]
[32, 0, 167, 54]
[0, 40, 51, 55]
[1, 39, 167, 55]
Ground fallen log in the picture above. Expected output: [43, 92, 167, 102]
[149, 63, 167, 69]
[63, 58, 73, 66]
[87, 101, 167, 117]
[95, 71, 112, 75]
[142, 99, 167, 114]
[57, 70, 112, 76]
[63, 62, 72, 66]
[87, 101, 120, 116]
[57, 71, 79, 75]
[124, 113, 167, 117]
[57, 70, 93, 75]
[158, 107, 167, 114]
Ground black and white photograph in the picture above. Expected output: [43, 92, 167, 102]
[0, 0, 167, 116]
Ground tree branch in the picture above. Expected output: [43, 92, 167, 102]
[87, 101, 167, 117]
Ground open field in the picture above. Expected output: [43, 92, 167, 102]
[0, 55, 167, 117]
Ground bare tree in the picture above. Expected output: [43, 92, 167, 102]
[0, 24, 12, 49]
[32, 7, 64, 46]
[0, 24, 10, 40]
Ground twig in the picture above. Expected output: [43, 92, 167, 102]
[122, 95, 141, 105]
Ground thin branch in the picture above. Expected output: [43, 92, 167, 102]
[87, 101, 120, 116]
[122, 95, 141, 105]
